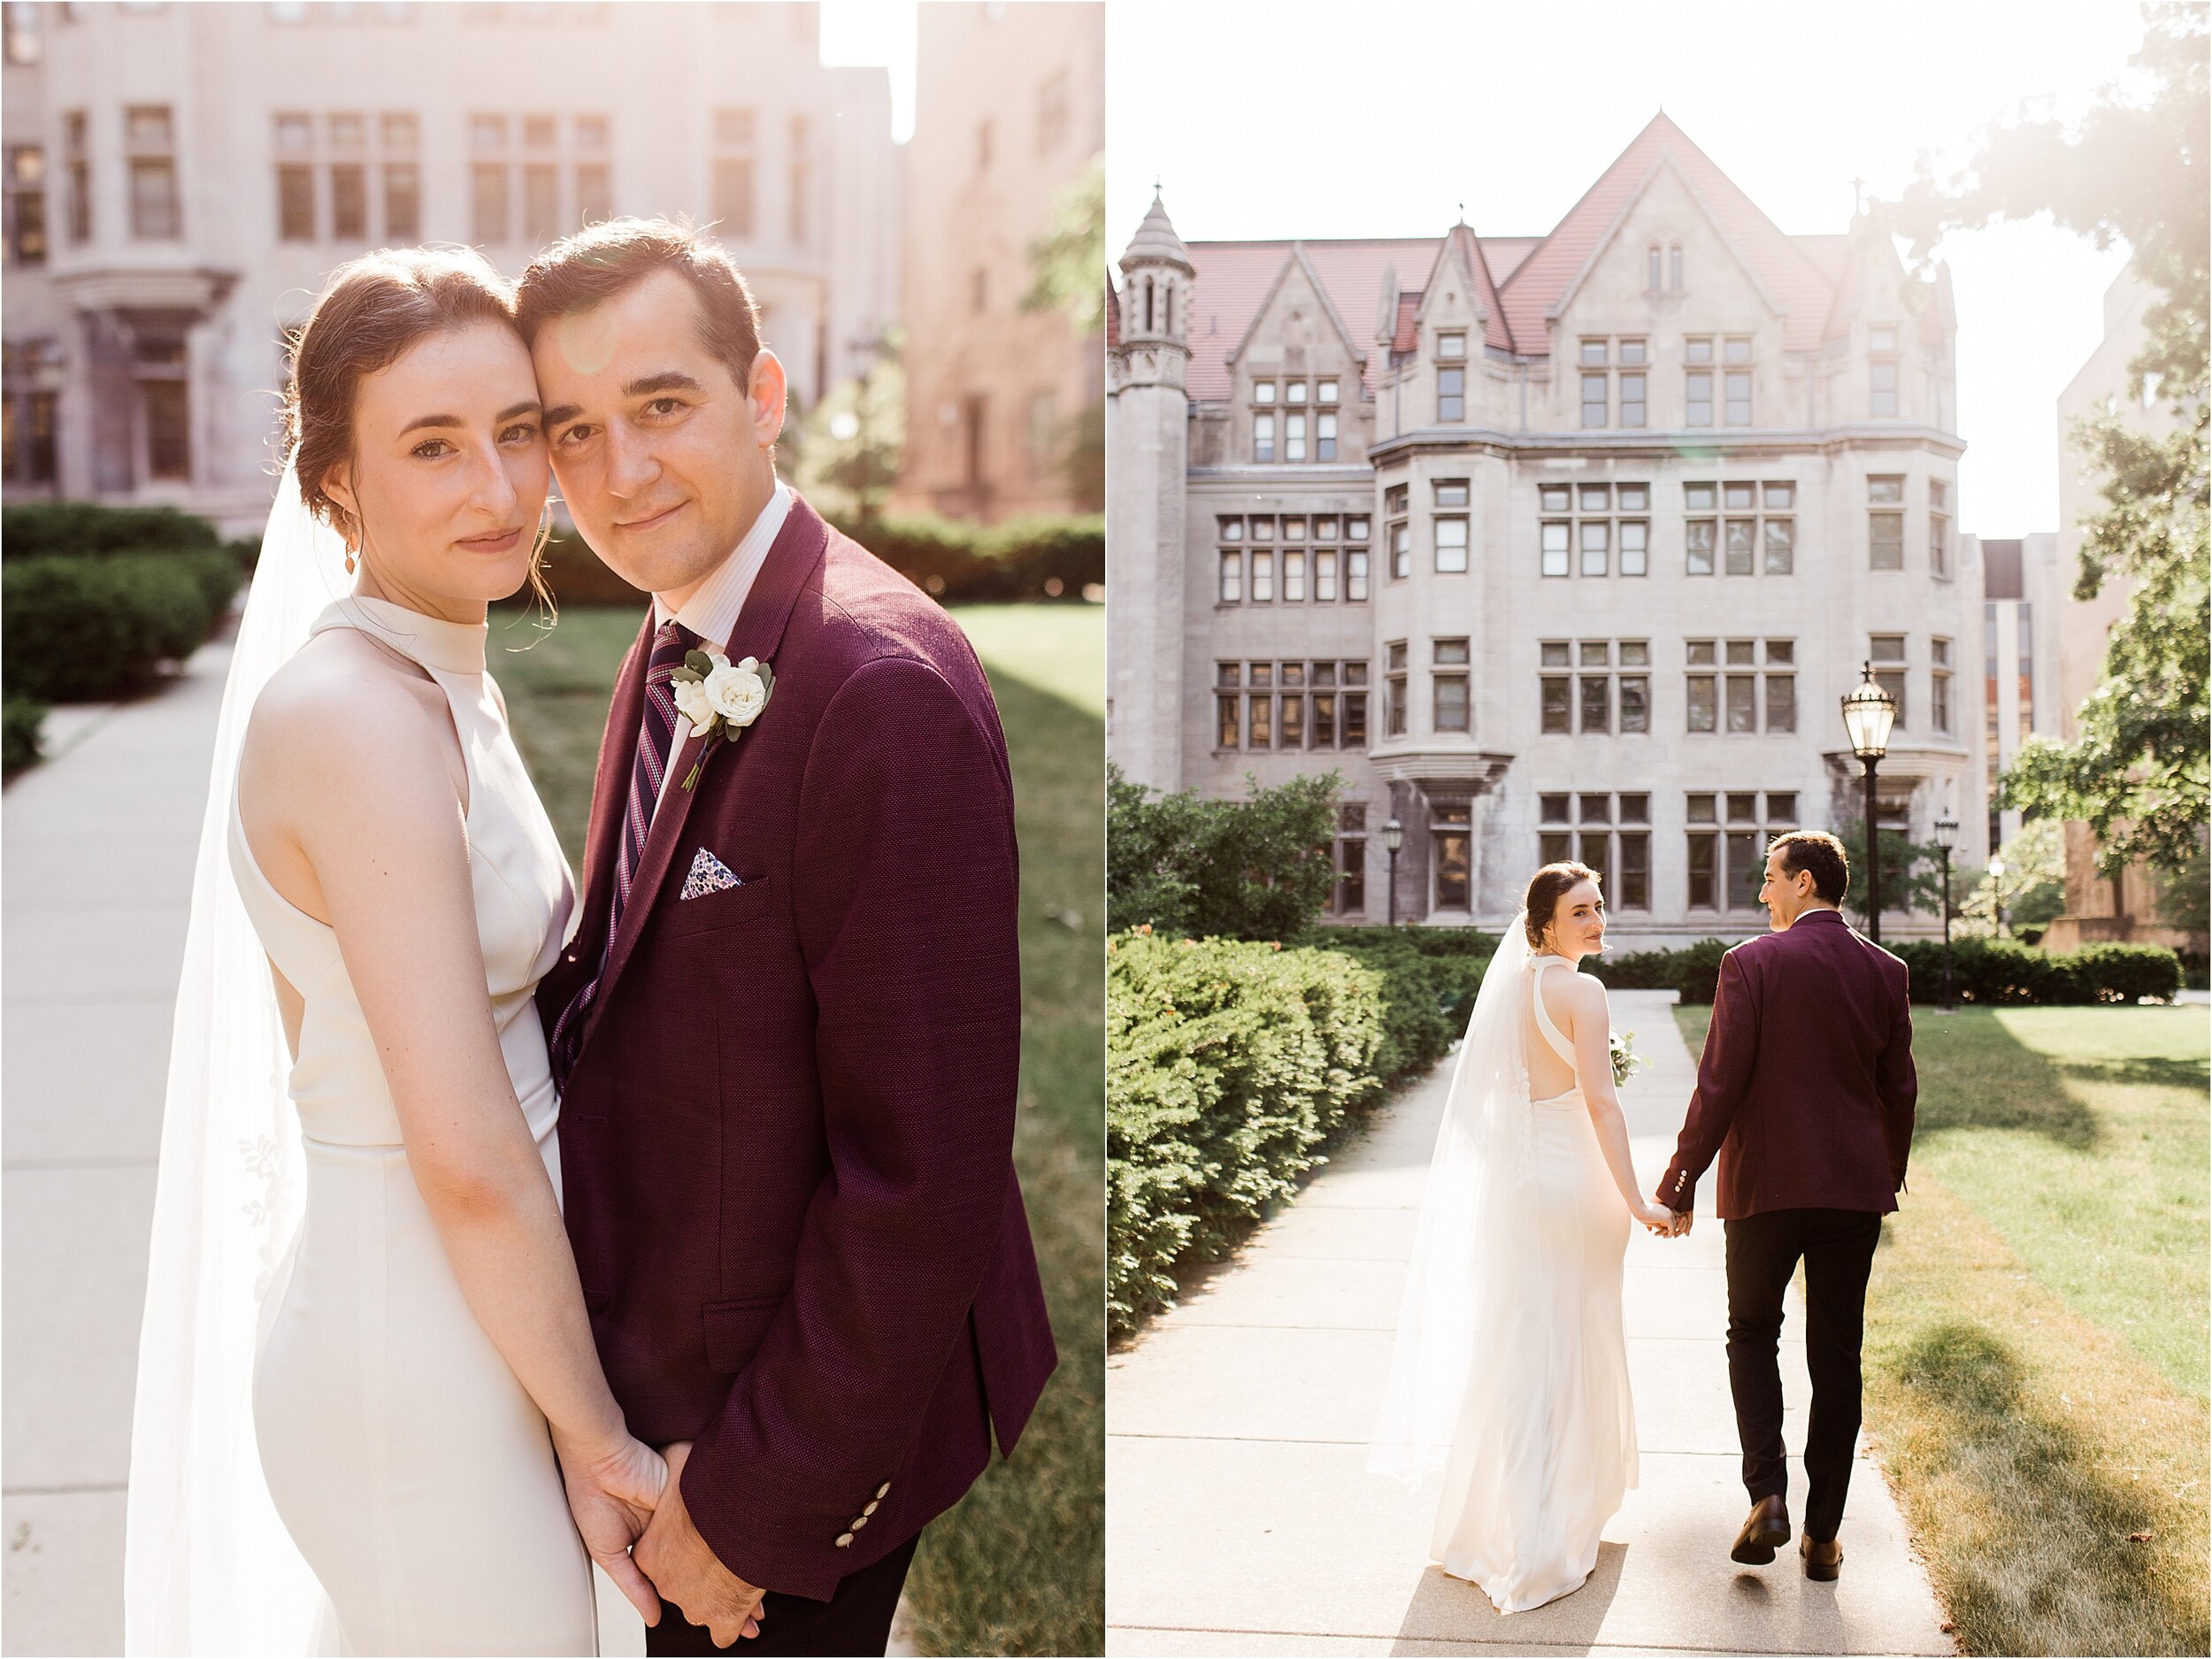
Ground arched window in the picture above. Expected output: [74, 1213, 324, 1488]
[1143, 277, 1155, 332]
[1647, 244, 1662, 290]
[1159, 279, 1172, 336]
[1670, 245, 1684, 290]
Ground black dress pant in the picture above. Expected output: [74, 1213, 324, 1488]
[1723, 1207, 1882, 1543]
[645, 1532, 922, 1657]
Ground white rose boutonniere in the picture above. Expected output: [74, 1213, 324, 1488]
[667, 645, 774, 791]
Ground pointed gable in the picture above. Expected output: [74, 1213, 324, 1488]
[1440, 221, 1513, 352]
[1497, 111, 1836, 355]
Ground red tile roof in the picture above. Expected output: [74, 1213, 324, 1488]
[1171, 112, 1872, 404]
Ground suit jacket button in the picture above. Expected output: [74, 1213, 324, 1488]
[850, 1516, 869, 1531]
[875, 1482, 892, 1500]
[862, 1500, 879, 1517]
[834, 1532, 854, 1549]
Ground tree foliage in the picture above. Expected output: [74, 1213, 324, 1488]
[1882, 4, 2209, 872]
[1958, 818, 2070, 937]
[792, 329, 904, 526]
[1832, 820, 1952, 926]
[1022, 154, 1106, 337]
[1107, 764, 1340, 941]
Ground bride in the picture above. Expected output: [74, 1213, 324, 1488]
[123, 249, 715, 1655]
[1370, 862, 1676, 1614]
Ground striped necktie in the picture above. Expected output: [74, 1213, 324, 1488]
[549, 618, 699, 1083]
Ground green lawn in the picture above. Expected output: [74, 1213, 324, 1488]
[496, 602, 1103, 1655]
[1677, 1003, 2209, 1655]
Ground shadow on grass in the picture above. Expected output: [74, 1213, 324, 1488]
[1893, 1320, 2207, 1655]
[2056, 1055, 2210, 1093]
[1915, 1016, 2101, 1154]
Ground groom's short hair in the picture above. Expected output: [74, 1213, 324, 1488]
[515, 217, 763, 392]
[1769, 830, 1849, 903]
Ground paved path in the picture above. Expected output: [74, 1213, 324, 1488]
[1106, 991, 1955, 1656]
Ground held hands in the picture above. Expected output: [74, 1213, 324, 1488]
[1631, 1195, 1678, 1236]
[634, 1441, 768, 1647]
[555, 1431, 670, 1622]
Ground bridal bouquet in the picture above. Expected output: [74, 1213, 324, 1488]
[1609, 1028, 1647, 1089]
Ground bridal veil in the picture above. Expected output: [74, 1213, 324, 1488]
[1367, 918, 1545, 1484]
[124, 461, 339, 1654]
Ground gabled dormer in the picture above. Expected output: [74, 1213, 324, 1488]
[1224, 241, 1370, 466]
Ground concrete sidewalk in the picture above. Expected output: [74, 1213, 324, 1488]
[1106, 991, 1955, 1656]
[3, 642, 234, 1656]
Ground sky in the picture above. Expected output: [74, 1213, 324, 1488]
[820, 0, 919, 142]
[1109, 0, 2158, 539]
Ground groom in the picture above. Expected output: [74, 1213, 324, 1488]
[1655, 830, 1916, 1584]
[518, 220, 1057, 1655]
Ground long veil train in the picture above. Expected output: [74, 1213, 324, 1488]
[124, 462, 341, 1654]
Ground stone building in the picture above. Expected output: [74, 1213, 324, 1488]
[896, 0, 1102, 522]
[0, 0, 896, 532]
[1965, 531, 2062, 855]
[1110, 113, 1985, 943]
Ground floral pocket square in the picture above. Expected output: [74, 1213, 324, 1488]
[680, 848, 744, 901]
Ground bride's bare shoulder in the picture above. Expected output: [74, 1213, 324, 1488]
[244, 631, 445, 787]
[1540, 961, 1608, 1027]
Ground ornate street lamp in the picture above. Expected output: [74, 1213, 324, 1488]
[1932, 810, 1959, 1008]
[1382, 815, 1404, 928]
[1840, 660, 1898, 943]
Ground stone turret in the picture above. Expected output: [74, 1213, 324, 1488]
[1107, 194, 1195, 791]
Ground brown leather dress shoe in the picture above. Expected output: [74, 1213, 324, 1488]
[1730, 1494, 1791, 1564]
[1801, 1532, 1843, 1581]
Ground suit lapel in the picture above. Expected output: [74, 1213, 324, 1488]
[575, 494, 833, 1057]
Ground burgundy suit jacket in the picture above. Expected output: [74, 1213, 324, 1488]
[1655, 908, 1917, 1221]
[535, 495, 1056, 1601]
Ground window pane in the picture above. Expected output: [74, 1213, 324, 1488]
[1283, 550, 1305, 602]
[1579, 640, 1609, 667]
[1317, 411, 1337, 459]
[1868, 474, 1905, 503]
[1687, 641, 1717, 666]
[1687, 674, 1716, 732]
[1313, 691, 1336, 746]
[1582, 372, 1608, 427]
[1433, 637, 1471, 665]
[1765, 673, 1796, 732]
[1284, 412, 1306, 461]
[1217, 695, 1240, 748]
[1251, 551, 1273, 602]
[1540, 831, 1574, 867]
[129, 158, 179, 237]
[1579, 793, 1611, 823]
[1619, 641, 1650, 666]
[1315, 550, 1337, 601]
[1579, 831, 1612, 892]
[1540, 676, 1571, 733]
[330, 162, 365, 238]
[1391, 522, 1410, 579]
[1281, 691, 1305, 746]
[1437, 333, 1466, 359]
[1437, 366, 1463, 422]
[1540, 484, 1571, 512]
[1343, 691, 1367, 745]
[1218, 550, 1240, 603]
[1870, 512, 1903, 568]
[1724, 518, 1755, 575]
[1347, 550, 1369, 601]
[1541, 521, 1570, 578]
[1763, 518, 1793, 574]
[1248, 693, 1271, 748]
[277, 163, 315, 239]
[1434, 830, 1470, 909]
[1579, 484, 1609, 511]
[1619, 833, 1649, 909]
[1581, 339, 1609, 365]
[383, 160, 419, 238]
[143, 379, 189, 479]
[472, 162, 508, 242]
[1621, 340, 1647, 366]
[1727, 831, 1762, 909]
[1619, 373, 1645, 427]
[1724, 481, 1756, 511]
[1579, 675, 1609, 733]
[1684, 482, 1716, 511]
[524, 161, 560, 242]
[1285, 380, 1308, 403]
[1252, 380, 1276, 403]
[1686, 519, 1715, 575]
[1686, 370, 1711, 426]
[1620, 519, 1647, 576]
[1434, 676, 1469, 732]
[1434, 517, 1468, 572]
[1618, 484, 1649, 511]
[1541, 641, 1571, 666]
[1620, 675, 1648, 733]
[1686, 337, 1713, 364]
[1253, 412, 1274, 462]
[1724, 371, 1751, 425]
[1870, 634, 1907, 662]
[1688, 833, 1717, 907]
[1433, 478, 1470, 507]
[1540, 795, 1572, 823]
[1579, 519, 1608, 577]
[1726, 675, 1756, 733]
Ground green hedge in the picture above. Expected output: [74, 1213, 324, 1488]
[1579, 933, 2183, 1006]
[1107, 931, 1386, 1334]
[1, 550, 243, 702]
[2, 693, 45, 774]
[523, 511, 1106, 609]
[3, 502, 223, 557]
[1296, 926, 1497, 1079]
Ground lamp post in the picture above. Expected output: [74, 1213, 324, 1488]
[1932, 810, 1959, 1008]
[1382, 815, 1404, 928]
[1988, 856, 2008, 938]
[1839, 660, 1898, 944]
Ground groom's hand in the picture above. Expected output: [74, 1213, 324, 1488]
[634, 1441, 766, 1647]
[1668, 1207, 1694, 1237]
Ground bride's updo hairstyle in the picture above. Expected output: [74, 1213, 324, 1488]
[1524, 861, 1601, 951]
[280, 247, 552, 605]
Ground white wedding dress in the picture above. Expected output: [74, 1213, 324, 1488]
[1370, 930, 1638, 1616]
[229, 595, 595, 1655]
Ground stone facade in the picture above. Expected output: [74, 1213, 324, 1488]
[1110, 115, 1986, 944]
[896, 0, 1102, 523]
[0, 0, 895, 533]
[1967, 531, 2062, 855]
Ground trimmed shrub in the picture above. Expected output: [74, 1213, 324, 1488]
[1108, 930, 1386, 1334]
[1110, 765, 1340, 941]
[1296, 927, 1498, 1078]
[2, 555, 215, 701]
[1889, 936, 2183, 1005]
[2, 502, 223, 558]
[2, 693, 45, 774]
[1597, 937, 1743, 1003]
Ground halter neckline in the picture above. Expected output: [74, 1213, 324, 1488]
[314, 595, 488, 676]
